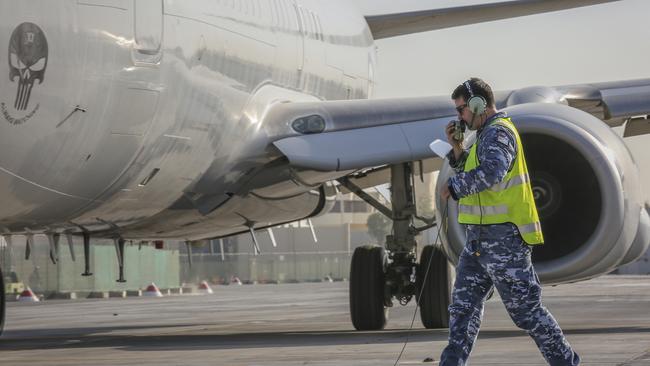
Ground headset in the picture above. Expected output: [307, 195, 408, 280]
[464, 80, 487, 115]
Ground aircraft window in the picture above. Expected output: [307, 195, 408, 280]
[134, 0, 163, 60]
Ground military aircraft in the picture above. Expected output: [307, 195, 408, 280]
[1, 0, 649, 334]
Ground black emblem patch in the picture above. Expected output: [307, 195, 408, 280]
[2, 22, 48, 125]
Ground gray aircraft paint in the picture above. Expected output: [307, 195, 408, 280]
[0, 0, 373, 240]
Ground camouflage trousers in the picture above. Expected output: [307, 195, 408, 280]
[439, 226, 580, 365]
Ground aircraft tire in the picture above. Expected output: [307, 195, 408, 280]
[417, 245, 452, 329]
[349, 245, 388, 330]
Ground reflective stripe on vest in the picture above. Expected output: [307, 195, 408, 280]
[457, 118, 544, 245]
[519, 221, 542, 235]
[459, 204, 509, 216]
[489, 173, 529, 192]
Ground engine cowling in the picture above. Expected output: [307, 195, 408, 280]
[436, 103, 650, 284]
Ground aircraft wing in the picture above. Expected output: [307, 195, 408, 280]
[365, 0, 620, 40]
[270, 96, 454, 172]
[555, 79, 650, 124]
[271, 78, 650, 184]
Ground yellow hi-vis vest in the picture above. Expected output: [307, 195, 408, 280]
[458, 117, 544, 245]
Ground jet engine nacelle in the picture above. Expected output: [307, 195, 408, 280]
[436, 103, 650, 284]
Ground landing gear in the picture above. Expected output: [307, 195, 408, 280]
[341, 162, 452, 330]
[349, 246, 388, 330]
[417, 245, 452, 328]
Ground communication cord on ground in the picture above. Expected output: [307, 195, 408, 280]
[393, 203, 450, 366]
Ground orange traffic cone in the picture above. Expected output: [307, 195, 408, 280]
[143, 283, 163, 297]
[198, 280, 213, 294]
[17, 287, 40, 302]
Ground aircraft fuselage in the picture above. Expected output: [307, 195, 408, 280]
[0, 0, 375, 239]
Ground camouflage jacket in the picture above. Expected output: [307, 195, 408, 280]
[446, 112, 519, 241]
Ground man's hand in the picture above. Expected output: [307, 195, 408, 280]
[441, 184, 452, 201]
[445, 121, 465, 162]
[445, 121, 463, 148]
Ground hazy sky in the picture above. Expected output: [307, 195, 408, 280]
[350, 0, 650, 201]
[352, 0, 650, 97]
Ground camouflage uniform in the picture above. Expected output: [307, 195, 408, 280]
[439, 112, 580, 366]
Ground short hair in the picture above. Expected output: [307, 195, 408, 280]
[451, 77, 495, 107]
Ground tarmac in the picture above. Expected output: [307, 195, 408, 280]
[0, 275, 649, 365]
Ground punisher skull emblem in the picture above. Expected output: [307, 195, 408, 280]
[8, 22, 48, 111]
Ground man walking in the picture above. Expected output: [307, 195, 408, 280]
[438, 78, 580, 365]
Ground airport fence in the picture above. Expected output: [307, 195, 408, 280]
[179, 251, 352, 285]
[177, 224, 377, 285]
[1, 236, 180, 295]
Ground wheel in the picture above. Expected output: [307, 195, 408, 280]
[417, 245, 453, 329]
[349, 245, 388, 330]
[0, 266, 5, 336]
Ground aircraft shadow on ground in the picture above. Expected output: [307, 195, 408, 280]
[1, 326, 649, 352]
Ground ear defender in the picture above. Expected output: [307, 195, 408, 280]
[464, 80, 487, 115]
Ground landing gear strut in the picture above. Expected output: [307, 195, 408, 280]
[341, 162, 452, 330]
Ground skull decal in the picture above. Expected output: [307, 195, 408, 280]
[8, 22, 48, 111]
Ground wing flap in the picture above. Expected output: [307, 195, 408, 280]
[557, 79, 650, 120]
[365, 0, 619, 40]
